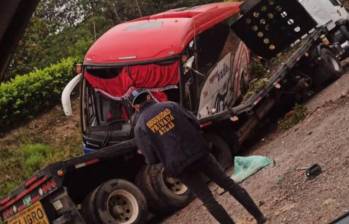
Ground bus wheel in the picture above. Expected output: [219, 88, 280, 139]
[136, 165, 192, 214]
[313, 48, 343, 88]
[82, 179, 148, 224]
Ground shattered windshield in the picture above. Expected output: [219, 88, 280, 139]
[82, 61, 181, 130]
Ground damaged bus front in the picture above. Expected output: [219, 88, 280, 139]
[62, 2, 250, 158]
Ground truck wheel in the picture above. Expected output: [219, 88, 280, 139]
[135, 166, 168, 212]
[82, 179, 148, 224]
[313, 48, 343, 88]
[81, 187, 101, 224]
[136, 165, 192, 214]
[205, 133, 233, 169]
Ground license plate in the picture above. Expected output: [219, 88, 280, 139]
[6, 201, 49, 224]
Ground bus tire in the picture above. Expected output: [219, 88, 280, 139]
[205, 133, 234, 169]
[313, 48, 343, 88]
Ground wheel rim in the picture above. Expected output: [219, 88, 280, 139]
[330, 57, 340, 72]
[162, 170, 188, 195]
[107, 189, 139, 224]
[324, 53, 340, 72]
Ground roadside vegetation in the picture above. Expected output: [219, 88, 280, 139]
[0, 144, 53, 196]
[0, 104, 82, 197]
[278, 104, 308, 130]
[0, 57, 78, 132]
[0, 142, 81, 196]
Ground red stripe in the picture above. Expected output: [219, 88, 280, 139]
[31, 195, 40, 204]
[0, 197, 10, 205]
[200, 121, 212, 128]
[2, 176, 48, 210]
[25, 176, 38, 188]
[85, 158, 99, 166]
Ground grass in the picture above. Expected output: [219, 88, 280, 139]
[22, 144, 52, 175]
[0, 144, 52, 196]
[278, 104, 308, 130]
[0, 97, 82, 198]
[0, 139, 81, 197]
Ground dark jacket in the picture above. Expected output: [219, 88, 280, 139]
[134, 101, 209, 176]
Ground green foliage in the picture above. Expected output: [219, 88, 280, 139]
[249, 60, 269, 79]
[242, 58, 271, 101]
[0, 182, 20, 199]
[22, 144, 52, 174]
[278, 104, 308, 130]
[22, 144, 51, 157]
[0, 140, 82, 198]
[0, 144, 51, 197]
[0, 57, 78, 131]
[0, 148, 24, 197]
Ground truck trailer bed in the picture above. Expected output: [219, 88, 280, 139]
[199, 28, 324, 124]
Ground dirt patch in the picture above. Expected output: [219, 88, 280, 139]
[163, 75, 349, 223]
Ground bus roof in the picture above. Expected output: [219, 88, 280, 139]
[84, 2, 241, 65]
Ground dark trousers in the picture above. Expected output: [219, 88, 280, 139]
[177, 154, 264, 224]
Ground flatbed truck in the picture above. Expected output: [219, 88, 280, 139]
[1, 1, 349, 223]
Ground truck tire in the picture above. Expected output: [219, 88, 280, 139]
[81, 187, 101, 224]
[205, 133, 233, 169]
[135, 165, 192, 214]
[313, 48, 343, 88]
[135, 166, 168, 212]
[82, 179, 148, 224]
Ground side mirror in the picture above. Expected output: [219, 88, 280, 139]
[62, 73, 82, 116]
[184, 56, 195, 69]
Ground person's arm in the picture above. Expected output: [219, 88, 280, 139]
[134, 127, 159, 164]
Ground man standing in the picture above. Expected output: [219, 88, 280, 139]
[130, 89, 266, 224]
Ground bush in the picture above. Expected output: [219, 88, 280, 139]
[0, 57, 79, 131]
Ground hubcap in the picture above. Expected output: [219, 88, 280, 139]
[107, 190, 139, 224]
[162, 171, 188, 195]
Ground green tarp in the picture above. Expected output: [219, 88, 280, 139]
[231, 156, 273, 183]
